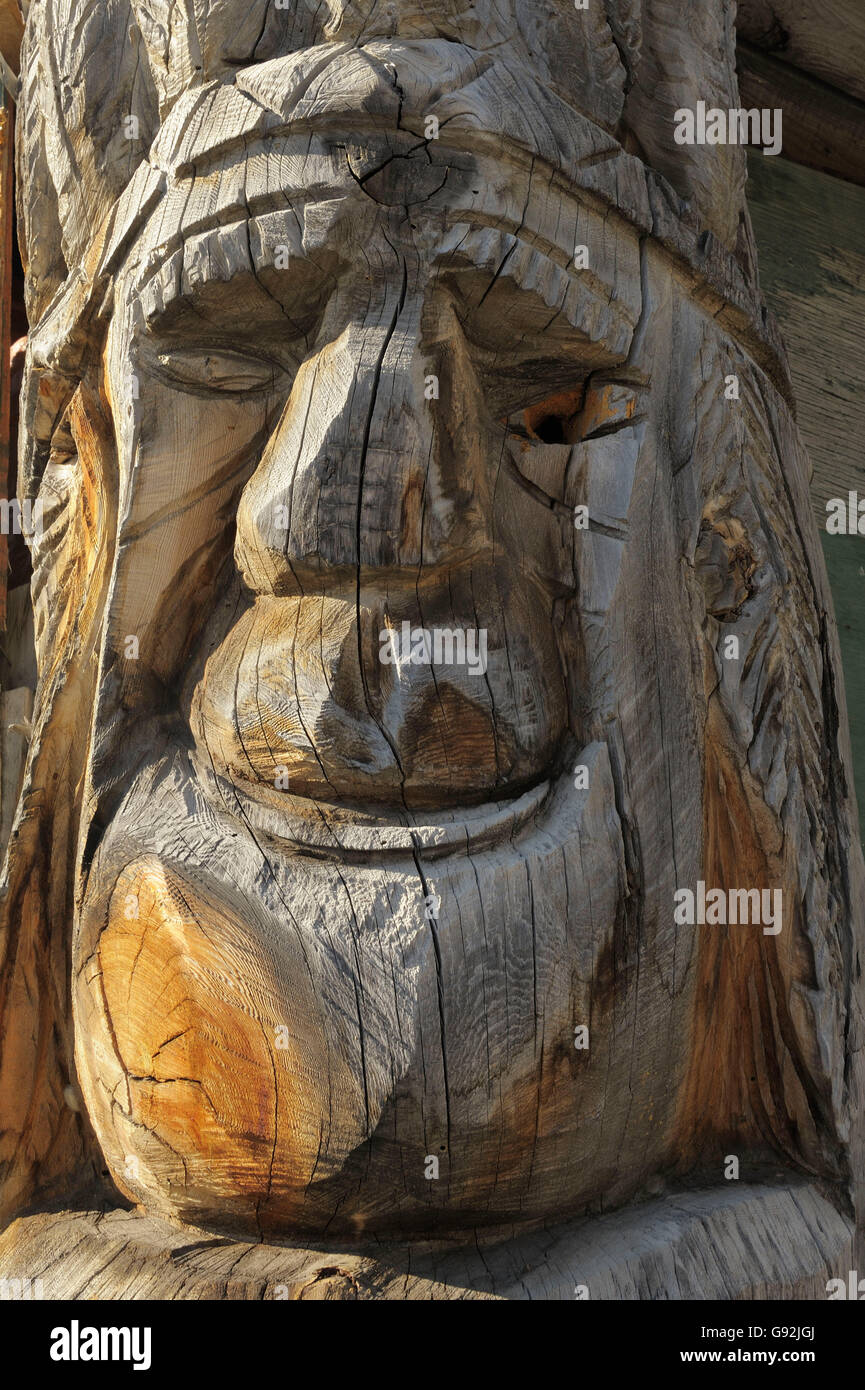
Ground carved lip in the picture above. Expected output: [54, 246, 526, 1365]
[190, 749, 553, 860]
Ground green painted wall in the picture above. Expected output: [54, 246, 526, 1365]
[821, 535, 865, 847]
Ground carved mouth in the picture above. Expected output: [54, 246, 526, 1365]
[189, 753, 554, 860]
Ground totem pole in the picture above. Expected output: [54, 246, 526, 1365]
[0, 0, 862, 1298]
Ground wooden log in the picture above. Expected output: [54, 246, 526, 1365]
[737, 41, 865, 188]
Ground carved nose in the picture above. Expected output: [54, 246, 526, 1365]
[235, 292, 480, 594]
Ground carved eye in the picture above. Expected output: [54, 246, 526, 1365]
[155, 349, 284, 394]
[506, 381, 642, 447]
[505, 386, 585, 445]
[522, 386, 586, 443]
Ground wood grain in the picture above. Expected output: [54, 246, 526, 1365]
[738, 42, 865, 188]
[746, 154, 865, 526]
[0, 1182, 853, 1299]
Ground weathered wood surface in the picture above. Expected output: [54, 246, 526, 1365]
[0, 582, 35, 693]
[0, 0, 862, 1299]
[0, 1182, 853, 1300]
[0, 685, 30, 848]
[0, 89, 11, 628]
[0, 2, 22, 92]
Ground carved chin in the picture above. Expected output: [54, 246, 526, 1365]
[189, 586, 568, 808]
[73, 744, 628, 1239]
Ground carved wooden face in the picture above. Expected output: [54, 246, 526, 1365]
[53, 38, 857, 1241]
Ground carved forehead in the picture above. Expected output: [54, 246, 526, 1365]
[106, 99, 640, 371]
[104, 42, 644, 313]
[19, 0, 638, 293]
[148, 42, 624, 177]
[20, 0, 791, 415]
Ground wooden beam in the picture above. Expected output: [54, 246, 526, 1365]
[738, 0, 865, 106]
[737, 41, 865, 188]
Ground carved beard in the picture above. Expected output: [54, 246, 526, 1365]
[66, 194, 860, 1237]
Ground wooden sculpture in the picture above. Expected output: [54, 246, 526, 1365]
[0, 0, 863, 1299]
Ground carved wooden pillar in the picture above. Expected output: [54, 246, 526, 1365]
[0, 0, 863, 1300]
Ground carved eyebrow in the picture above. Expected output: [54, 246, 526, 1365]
[132, 209, 335, 334]
[439, 229, 638, 365]
[141, 282, 307, 343]
[135, 241, 327, 354]
[448, 277, 633, 384]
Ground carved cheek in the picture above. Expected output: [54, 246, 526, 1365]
[99, 351, 277, 696]
[74, 858, 365, 1228]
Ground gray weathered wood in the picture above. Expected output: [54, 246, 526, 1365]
[738, 43, 865, 187]
[0, 1181, 852, 1300]
[746, 154, 865, 527]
